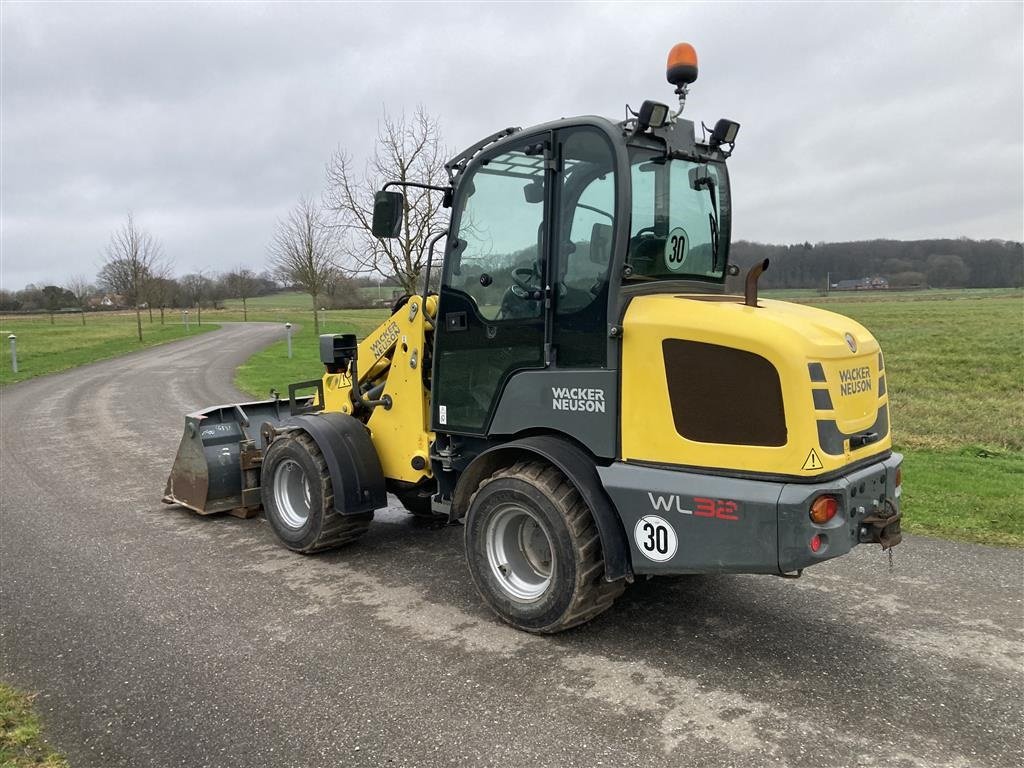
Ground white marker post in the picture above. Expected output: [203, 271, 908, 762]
[184, 310, 190, 331]
[8, 334, 17, 374]
[285, 322, 293, 359]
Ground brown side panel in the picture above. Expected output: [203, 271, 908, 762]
[662, 339, 787, 447]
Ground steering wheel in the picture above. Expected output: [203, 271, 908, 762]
[511, 266, 543, 299]
[625, 225, 664, 281]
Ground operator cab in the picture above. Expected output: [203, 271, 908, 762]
[372, 42, 740, 438]
[427, 100, 738, 435]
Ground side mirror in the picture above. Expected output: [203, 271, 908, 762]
[372, 191, 404, 238]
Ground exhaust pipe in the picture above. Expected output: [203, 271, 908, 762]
[744, 259, 770, 307]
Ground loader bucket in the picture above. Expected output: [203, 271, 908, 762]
[162, 398, 299, 517]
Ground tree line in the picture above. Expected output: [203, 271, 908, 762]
[729, 238, 1023, 290]
[0, 265, 395, 322]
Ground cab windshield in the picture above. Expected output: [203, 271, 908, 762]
[626, 148, 730, 283]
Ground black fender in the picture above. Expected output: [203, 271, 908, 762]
[286, 412, 387, 515]
[453, 435, 633, 582]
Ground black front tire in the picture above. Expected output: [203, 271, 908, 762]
[261, 432, 372, 553]
[464, 460, 624, 633]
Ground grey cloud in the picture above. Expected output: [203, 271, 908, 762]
[2, 1, 1021, 288]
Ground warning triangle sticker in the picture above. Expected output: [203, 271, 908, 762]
[802, 449, 823, 471]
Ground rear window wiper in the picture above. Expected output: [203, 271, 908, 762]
[709, 213, 719, 271]
[692, 174, 720, 271]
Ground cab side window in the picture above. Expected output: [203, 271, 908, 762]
[554, 129, 616, 368]
[447, 147, 546, 321]
[560, 173, 614, 310]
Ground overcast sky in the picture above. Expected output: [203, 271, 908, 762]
[2, 1, 1022, 289]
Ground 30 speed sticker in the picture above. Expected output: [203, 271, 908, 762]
[664, 227, 689, 272]
[634, 515, 678, 562]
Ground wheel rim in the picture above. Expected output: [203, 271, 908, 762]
[273, 458, 312, 529]
[485, 503, 554, 602]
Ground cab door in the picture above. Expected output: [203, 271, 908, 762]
[432, 137, 557, 436]
[432, 136, 551, 434]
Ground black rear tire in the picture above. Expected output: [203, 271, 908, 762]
[393, 489, 438, 520]
[464, 460, 624, 633]
[261, 432, 372, 553]
[395, 483, 444, 519]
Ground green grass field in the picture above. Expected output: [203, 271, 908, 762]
[0, 297, 388, 389]
[5, 288, 1020, 546]
[0, 683, 67, 767]
[762, 287, 1023, 303]
[222, 291, 323, 311]
[221, 287, 394, 315]
[0, 312, 216, 386]
[815, 294, 1022, 452]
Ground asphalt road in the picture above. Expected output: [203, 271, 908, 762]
[1, 323, 1021, 768]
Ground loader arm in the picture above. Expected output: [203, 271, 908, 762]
[320, 294, 437, 486]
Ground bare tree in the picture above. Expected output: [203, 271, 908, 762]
[148, 274, 179, 325]
[180, 272, 212, 326]
[66, 274, 93, 326]
[224, 267, 259, 321]
[322, 267, 364, 309]
[139, 260, 174, 324]
[99, 212, 166, 342]
[324, 106, 448, 294]
[268, 196, 337, 335]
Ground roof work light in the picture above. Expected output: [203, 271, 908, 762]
[710, 118, 741, 148]
[636, 100, 670, 131]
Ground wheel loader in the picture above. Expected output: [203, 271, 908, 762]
[164, 43, 903, 633]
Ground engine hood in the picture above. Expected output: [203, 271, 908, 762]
[619, 294, 892, 477]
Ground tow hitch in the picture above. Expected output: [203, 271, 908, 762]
[860, 498, 902, 549]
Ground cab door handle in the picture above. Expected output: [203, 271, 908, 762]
[445, 312, 467, 332]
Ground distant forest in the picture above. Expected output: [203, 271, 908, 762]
[728, 238, 1023, 290]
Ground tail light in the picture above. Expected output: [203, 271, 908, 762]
[810, 495, 839, 525]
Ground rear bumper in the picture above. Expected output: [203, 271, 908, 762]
[597, 453, 902, 576]
[777, 452, 902, 572]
